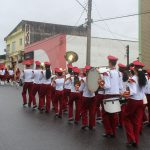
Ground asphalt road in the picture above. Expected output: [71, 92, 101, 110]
[0, 85, 150, 150]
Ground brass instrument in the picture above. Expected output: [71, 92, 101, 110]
[64, 51, 78, 64]
[75, 81, 81, 91]
[122, 91, 130, 98]
[99, 80, 105, 88]
[74, 75, 81, 91]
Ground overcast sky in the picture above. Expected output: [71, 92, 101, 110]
[0, 0, 138, 54]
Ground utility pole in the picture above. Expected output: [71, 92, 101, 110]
[126, 45, 129, 66]
[86, 0, 92, 65]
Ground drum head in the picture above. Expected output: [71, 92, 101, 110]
[87, 68, 100, 92]
[103, 98, 121, 113]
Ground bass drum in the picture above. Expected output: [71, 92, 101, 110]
[87, 68, 100, 92]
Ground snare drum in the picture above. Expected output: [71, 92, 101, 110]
[103, 97, 121, 113]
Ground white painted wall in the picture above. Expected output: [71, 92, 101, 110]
[66, 35, 138, 68]
[34, 49, 49, 68]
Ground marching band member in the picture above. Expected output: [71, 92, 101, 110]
[96, 71, 105, 122]
[52, 68, 65, 118]
[21, 60, 34, 107]
[50, 68, 59, 110]
[118, 63, 128, 128]
[123, 60, 147, 147]
[68, 67, 81, 124]
[4, 68, 9, 84]
[0, 68, 2, 83]
[39, 62, 52, 113]
[79, 66, 96, 130]
[8, 67, 14, 85]
[63, 64, 73, 112]
[145, 69, 150, 127]
[15, 68, 21, 85]
[101, 55, 122, 138]
[31, 61, 42, 109]
[0, 67, 5, 85]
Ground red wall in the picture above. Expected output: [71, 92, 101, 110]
[25, 34, 66, 70]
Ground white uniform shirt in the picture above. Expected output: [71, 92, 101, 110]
[1, 70, 5, 75]
[33, 70, 43, 84]
[79, 77, 95, 97]
[145, 76, 150, 94]
[23, 69, 34, 82]
[55, 78, 65, 91]
[128, 75, 146, 100]
[71, 76, 81, 93]
[64, 74, 71, 89]
[8, 70, 14, 76]
[103, 69, 122, 95]
[41, 70, 51, 85]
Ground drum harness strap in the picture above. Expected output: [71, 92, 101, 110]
[103, 70, 121, 104]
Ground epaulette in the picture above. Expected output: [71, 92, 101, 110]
[128, 78, 136, 83]
[103, 72, 109, 76]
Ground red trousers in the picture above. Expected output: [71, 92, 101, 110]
[140, 104, 148, 133]
[143, 104, 148, 122]
[22, 82, 33, 106]
[54, 90, 64, 116]
[118, 104, 126, 127]
[102, 95, 118, 136]
[63, 89, 71, 110]
[96, 94, 104, 119]
[51, 86, 55, 108]
[31, 83, 41, 106]
[124, 99, 144, 144]
[81, 97, 96, 127]
[8, 75, 14, 81]
[39, 84, 51, 112]
[68, 92, 81, 122]
[146, 94, 150, 123]
[1, 75, 5, 81]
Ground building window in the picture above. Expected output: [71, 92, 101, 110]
[12, 41, 16, 51]
[19, 38, 22, 46]
[7, 44, 10, 51]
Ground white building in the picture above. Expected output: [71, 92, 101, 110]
[25, 34, 138, 70]
[67, 35, 138, 67]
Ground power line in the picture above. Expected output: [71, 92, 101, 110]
[75, 0, 87, 12]
[67, 0, 87, 42]
[93, 11, 150, 23]
[93, 23, 137, 41]
[92, 2, 126, 51]
[93, 2, 137, 41]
